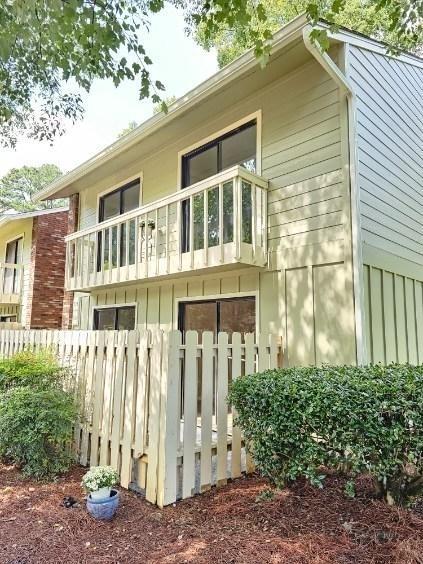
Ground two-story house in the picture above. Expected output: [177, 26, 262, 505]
[0, 208, 69, 329]
[36, 16, 423, 366]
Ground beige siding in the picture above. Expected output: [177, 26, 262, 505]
[348, 46, 423, 266]
[0, 219, 34, 323]
[75, 260, 356, 366]
[78, 54, 347, 261]
[73, 46, 357, 366]
[363, 262, 423, 365]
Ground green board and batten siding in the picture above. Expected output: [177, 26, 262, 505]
[348, 46, 423, 365]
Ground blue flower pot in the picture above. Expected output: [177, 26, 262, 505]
[86, 489, 119, 521]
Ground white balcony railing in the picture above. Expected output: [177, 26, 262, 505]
[0, 263, 23, 304]
[65, 166, 268, 291]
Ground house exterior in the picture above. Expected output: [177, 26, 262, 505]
[0, 208, 69, 329]
[37, 16, 423, 366]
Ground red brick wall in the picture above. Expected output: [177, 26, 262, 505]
[62, 194, 79, 329]
[25, 210, 69, 329]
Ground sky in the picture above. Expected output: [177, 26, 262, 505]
[0, 6, 218, 178]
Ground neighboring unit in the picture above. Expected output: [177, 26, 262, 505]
[37, 16, 423, 365]
[0, 208, 69, 329]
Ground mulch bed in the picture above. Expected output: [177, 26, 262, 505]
[0, 465, 422, 564]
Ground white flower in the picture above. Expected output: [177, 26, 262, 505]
[81, 466, 119, 492]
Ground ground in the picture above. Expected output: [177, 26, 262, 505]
[0, 465, 422, 564]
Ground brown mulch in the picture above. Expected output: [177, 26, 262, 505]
[0, 465, 422, 564]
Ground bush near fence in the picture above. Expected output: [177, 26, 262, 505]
[0, 351, 78, 479]
[229, 364, 423, 506]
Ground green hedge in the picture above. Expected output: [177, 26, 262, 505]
[0, 350, 78, 479]
[229, 364, 423, 505]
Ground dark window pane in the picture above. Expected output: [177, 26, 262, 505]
[95, 308, 116, 330]
[185, 145, 218, 186]
[122, 183, 140, 213]
[128, 220, 136, 264]
[193, 193, 204, 250]
[102, 191, 120, 221]
[207, 186, 219, 247]
[221, 124, 256, 173]
[103, 230, 110, 269]
[222, 181, 234, 243]
[241, 181, 252, 244]
[117, 307, 135, 330]
[182, 302, 217, 336]
[219, 298, 256, 335]
[111, 226, 118, 267]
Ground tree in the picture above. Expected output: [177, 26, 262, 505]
[1, 1, 421, 147]
[0, 165, 66, 213]
[191, 0, 423, 68]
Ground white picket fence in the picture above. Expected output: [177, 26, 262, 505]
[0, 329, 282, 506]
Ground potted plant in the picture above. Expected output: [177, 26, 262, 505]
[82, 466, 120, 520]
[139, 218, 156, 237]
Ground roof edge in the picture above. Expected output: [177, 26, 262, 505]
[36, 13, 309, 201]
[0, 206, 69, 228]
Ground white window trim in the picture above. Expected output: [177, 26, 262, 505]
[176, 110, 262, 190]
[96, 172, 143, 223]
[174, 290, 259, 334]
[92, 302, 137, 330]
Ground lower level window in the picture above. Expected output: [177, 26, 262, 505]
[93, 306, 135, 330]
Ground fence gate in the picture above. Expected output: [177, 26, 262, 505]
[0, 329, 282, 507]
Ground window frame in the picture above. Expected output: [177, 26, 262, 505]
[175, 291, 259, 334]
[96, 173, 143, 224]
[93, 304, 137, 330]
[177, 111, 262, 190]
[98, 179, 141, 223]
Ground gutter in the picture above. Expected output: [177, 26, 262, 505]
[302, 26, 366, 365]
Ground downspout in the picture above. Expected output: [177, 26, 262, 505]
[302, 26, 366, 365]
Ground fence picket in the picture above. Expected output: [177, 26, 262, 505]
[216, 332, 229, 487]
[146, 329, 162, 504]
[200, 331, 214, 492]
[80, 331, 97, 466]
[120, 330, 137, 488]
[90, 331, 105, 467]
[134, 331, 149, 458]
[244, 333, 256, 474]
[231, 332, 242, 479]
[100, 331, 116, 466]
[182, 331, 198, 499]
[110, 331, 126, 470]
[157, 330, 181, 508]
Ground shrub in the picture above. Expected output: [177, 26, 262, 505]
[0, 350, 78, 479]
[229, 364, 423, 505]
[0, 350, 67, 391]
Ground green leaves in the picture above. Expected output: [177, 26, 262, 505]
[0, 164, 65, 213]
[191, 0, 423, 69]
[229, 363, 423, 505]
[0, 350, 78, 480]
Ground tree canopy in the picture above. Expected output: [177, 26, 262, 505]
[192, 0, 423, 68]
[1, 1, 421, 147]
[0, 165, 66, 213]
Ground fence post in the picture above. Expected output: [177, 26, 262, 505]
[145, 329, 163, 504]
[156, 330, 181, 508]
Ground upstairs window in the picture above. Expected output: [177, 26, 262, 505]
[99, 179, 140, 222]
[181, 120, 257, 188]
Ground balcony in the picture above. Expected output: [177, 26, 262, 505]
[66, 166, 268, 291]
[0, 263, 23, 305]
